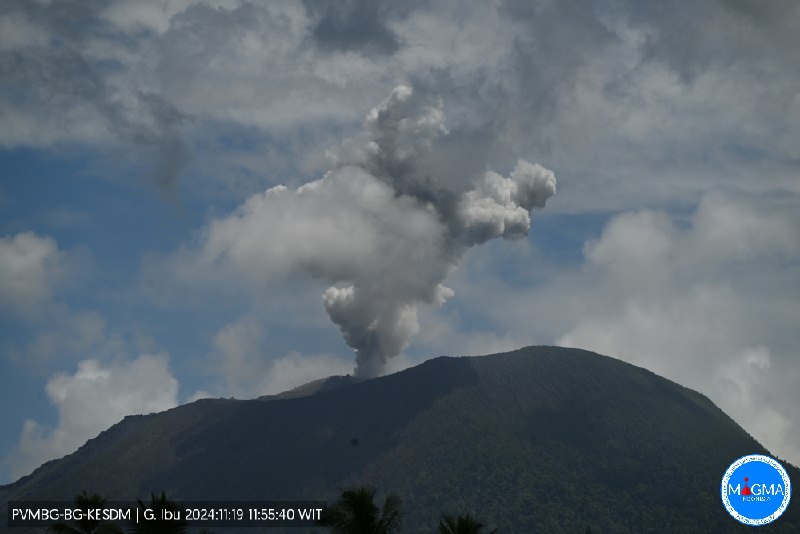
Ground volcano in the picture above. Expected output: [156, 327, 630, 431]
[1, 346, 797, 532]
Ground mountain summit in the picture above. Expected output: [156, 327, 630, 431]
[2, 346, 797, 532]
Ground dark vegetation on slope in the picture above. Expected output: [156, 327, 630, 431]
[2, 346, 797, 533]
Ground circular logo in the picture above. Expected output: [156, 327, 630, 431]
[721, 454, 791, 526]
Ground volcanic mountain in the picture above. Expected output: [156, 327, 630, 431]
[1, 346, 797, 532]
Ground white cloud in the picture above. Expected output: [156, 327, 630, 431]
[714, 346, 798, 464]
[554, 195, 800, 464]
[5, 354, 179, 480]
[413, 192, 800, 466]
[0, 232, 64, 318]
[558, 287, 744, 385]
[257, 351, 354, 396]
[208, 315, 269, 398]
[688, 195, 800, 263]
[165, 86, 555, 377]
[3, 0, 798, 209]
[191, 349, 354, 401]
[582, 210, 676, 295]
[413, 304, 537, 359]
[2, 0, 799, 476]
[0, 232, 108, 368]
[199, 316, 355, 399]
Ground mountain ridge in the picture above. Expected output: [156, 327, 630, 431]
[2, 346, 797, 532]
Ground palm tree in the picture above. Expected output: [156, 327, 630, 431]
[438, 513, 497, 534]
[47, 491, 123, 534]
[129, 491, 188, 534]
[318, 486, 401, 534]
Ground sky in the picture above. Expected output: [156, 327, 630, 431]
[1, 0, 799, 483]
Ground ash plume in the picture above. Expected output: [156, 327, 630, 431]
[204, 86, 556, 377]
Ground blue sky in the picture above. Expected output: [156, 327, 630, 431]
[2, 0, 799, 483]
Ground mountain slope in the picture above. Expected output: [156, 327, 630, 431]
[2, 346, 797, 532]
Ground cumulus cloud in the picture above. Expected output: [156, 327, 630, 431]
[457, 161, 556, 245]
[198, 86, 555, 377]
[257, 350, 354, 396]
[0, 232, 64, 318]
[192, 319, 353, 399]
[414, 192, 800, 466]
[5, 354, 179, 480]
[714, 346, 797, 463]
[207, 315, 269, 398]
[552, 195, 800, 464]
[3, 0, 799, 476]
[412, 304, 537, 361]
[0, 232, 109, 368]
